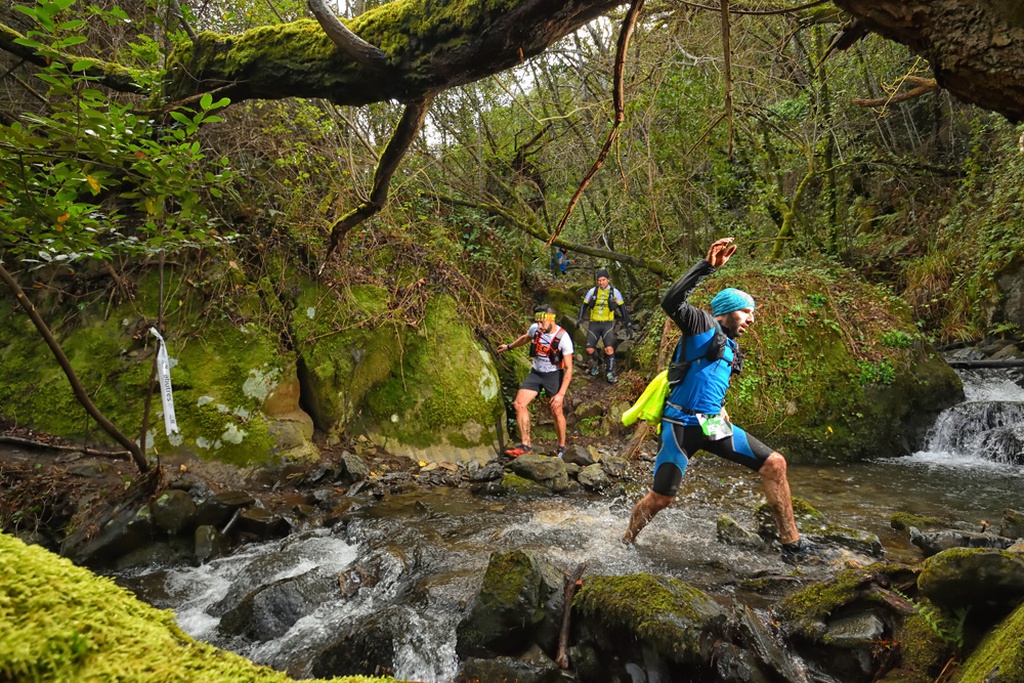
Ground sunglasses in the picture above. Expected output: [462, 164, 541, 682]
[534, 312, 556, 322]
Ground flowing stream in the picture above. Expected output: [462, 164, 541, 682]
[114, 368, 1024, 683]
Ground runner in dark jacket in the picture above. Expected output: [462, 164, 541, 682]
[622, 237, 830, 564]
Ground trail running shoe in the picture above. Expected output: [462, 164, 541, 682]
[556, 445, 565, 459]
[589, 364, 600, 376]
[606, 372, 618, 384]
[505, 443, 533, 457]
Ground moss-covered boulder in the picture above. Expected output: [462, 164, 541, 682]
[0, 270, 314, 467]
[639, 261, 963, 462]
[0, 532, 395, 683]
[917, 548, 1024, 607]
[291, 280, 401, 432]
[455, 550, 564, 658]
[357, 294, 504, 464]
[573, 573, 727, 664]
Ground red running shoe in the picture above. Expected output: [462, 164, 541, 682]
[505, 443, 533, 457]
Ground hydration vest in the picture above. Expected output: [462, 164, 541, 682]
[587, 286, 619, 322]
[530, 326, 568, 368]
[664, 323, 743, 416]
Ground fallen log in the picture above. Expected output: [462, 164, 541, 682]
[945, 359, 1024, 369]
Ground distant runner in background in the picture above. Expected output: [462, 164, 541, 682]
[556, 247, 571, 276]
[578, 268, 632, 384]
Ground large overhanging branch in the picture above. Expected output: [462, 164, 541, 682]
[833, 0, 1024, 123]
[3, 0, 1024, 118]
[436, 193, 671, 279]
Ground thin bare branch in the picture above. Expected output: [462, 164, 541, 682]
[0, 261, 148, 473]
[549, 0, 646, 245]
[852, 76, 939, 108]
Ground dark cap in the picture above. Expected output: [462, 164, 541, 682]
[596, 269, 610, 280]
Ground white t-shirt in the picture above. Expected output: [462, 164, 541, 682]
[527, 323, 574, 373]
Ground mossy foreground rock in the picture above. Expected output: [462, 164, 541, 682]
[955, 599, 1024, 683]
[0, 532, 396, 683]
[573, 573, 727, 662]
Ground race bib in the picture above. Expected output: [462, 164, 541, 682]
[696, 412, 732, 440]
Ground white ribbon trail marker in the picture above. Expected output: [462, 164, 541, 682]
[150, 328, 180, 435]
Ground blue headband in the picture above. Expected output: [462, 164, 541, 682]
[711, 288, 755, 316]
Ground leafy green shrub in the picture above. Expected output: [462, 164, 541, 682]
[880, 330, 913, 349]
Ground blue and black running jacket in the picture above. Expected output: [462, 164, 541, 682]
[661, 259, 740, 426]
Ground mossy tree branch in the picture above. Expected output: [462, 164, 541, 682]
[3, 0, 1022, 120]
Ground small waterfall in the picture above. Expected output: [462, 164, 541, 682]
[922, 369, 1024, 465]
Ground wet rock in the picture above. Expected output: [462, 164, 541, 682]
[890, 511, 946, 531]
[338, 451, 370, 482]
[574, 401, 605, 421]
[598, 454, 628, 477]
[918, 548, 1024, 607]
[508, 454, 570, 493]
[824, 611, 886, 645]
[1000, 508, 1024, 540]
[194, 524, 231, 563]
[306, 608, 396, 679]
[909, 526, 1015, 557]
[151, 489, 196, 535]
[337, 562, 380, 598]
[572, 573, 728, 666]
[818, 525, 883, 557]
[734, 605, 809, 683]
[195, 490, 255, 528]
[66, 504, 156, 567]
[711, 642, 774, 683]
[576, 463, 609, 491]
[113, 536, 195, 571]
[235, 506, 292, 539]
[717, 515, 765, 550]
[467, 462, 504, 482]
[456, 550, 564, 658]
[218, 567, 336, 641]
[458, 644, 561, 683]
[471, 479, 508, 496]
[562, 445, 594, 467]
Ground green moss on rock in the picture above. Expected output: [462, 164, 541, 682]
[573, 574, 725, 661]
[0, 268, 297, 467]
[954, 599, 1024, 683]
[0, 532, 397, 683]
[361, 295, 502, 452]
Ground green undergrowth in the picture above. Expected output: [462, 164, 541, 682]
[0, 532, 399, 683]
